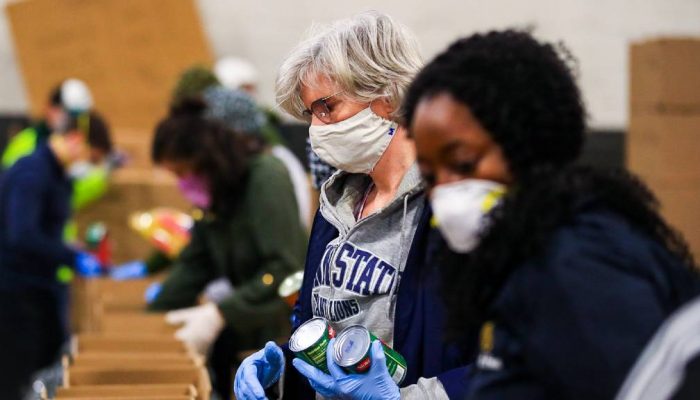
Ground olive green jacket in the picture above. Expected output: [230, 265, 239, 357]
[149, 154, 307, 340]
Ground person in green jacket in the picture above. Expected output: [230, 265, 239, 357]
[146, 98, 307, 400]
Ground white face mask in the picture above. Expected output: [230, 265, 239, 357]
[67, 160, 94, 179]
[309, 107, 397, 174]
[430, 179, 506, 253]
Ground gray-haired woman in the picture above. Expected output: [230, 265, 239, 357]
[234, 11, 473, 400]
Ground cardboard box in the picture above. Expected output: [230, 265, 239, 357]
[99, 313, 177, 335]
[72, 334, 188, 355]
[630, 38, 700, 114]
[78, 278, 157, 308]
[56, 397, 193, 400]
[628, 37, 700, 259]
[70, 354, 197, 369]
[642, 176, 700, 259]
[627, 114, 700, 179]
[62, 366, 211, 399]
[100, 297, 150, 314]
[55, 384, 196, 396]
[71, 278, 161, 333]
[54, 383, 196, 399]
[113, 130, 155, 170]
[64, 366, 200, 386]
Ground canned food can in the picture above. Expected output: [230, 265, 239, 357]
[333, 325, 407, 385]
[278, 271, 304, 307]
[289, 317, 336, 374]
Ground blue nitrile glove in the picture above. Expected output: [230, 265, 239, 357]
[293, 338, 401, 400]
[234, 341, 285, 400]
[144, 282, 162, 304]
[74, 252, 102, 278]
[110, 260, 147, 280]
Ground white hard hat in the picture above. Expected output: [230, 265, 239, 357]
[214, 57, 259, 90]
[61, 78, 93, 113]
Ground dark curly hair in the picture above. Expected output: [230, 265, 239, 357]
[152, 98, 251, 215]
[402, 30, 698, 338]
[403, 30, 585, 179]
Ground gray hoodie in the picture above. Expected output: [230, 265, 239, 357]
[310, 164, 448, 399]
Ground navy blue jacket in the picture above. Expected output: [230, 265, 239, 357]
[0, 144, 76, 290]
[283, 199, 475, 398]
[467, 209, 700, 400]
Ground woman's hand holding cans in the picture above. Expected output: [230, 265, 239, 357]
[293, 338, 401, 400]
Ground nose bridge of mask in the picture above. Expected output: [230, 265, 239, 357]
[309, 107, 374, 134]
[480, 187, 506, 213]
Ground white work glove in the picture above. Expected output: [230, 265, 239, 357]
[166, 302, 225, 356]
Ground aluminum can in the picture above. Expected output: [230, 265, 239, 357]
[333, 325, 407, 385]
[289, 317, 336, 374]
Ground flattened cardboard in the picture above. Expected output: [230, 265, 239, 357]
[630, 38, 700, 113]
[5, 0, 212, 130]
[628, 37, 700, 258]
[627, 114, 700, 179]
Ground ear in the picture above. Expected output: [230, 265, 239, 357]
[371, 97, 396, 119]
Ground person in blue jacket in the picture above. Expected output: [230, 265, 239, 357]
[0, 112, 111, 399]
[402, 30, 700, 400]
[234, 11, 475, 400]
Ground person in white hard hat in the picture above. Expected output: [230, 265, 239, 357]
[3, 79, 93, 168]
[1, 80, 120, 276]
[0, 110, 114, 400]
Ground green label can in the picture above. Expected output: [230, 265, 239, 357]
[333, 325, 408, 385]
[289, 317, 336, 374]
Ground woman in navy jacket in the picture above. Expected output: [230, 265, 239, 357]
[234, 11, 475, 400]
[403, 30, 700, 400]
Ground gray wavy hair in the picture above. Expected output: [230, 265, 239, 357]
[276, 11, 423, 121]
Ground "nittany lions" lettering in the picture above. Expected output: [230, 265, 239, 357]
[313, 242, 398, 296]
[313, 294, 360, 322]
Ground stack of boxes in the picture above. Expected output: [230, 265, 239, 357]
[50, 278, 211, 400]
[628, 38, 700, 258]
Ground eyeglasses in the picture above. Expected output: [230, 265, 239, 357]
[302, 91, 343, 124]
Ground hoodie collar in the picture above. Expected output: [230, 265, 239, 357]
[320, 163, 424, 232]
